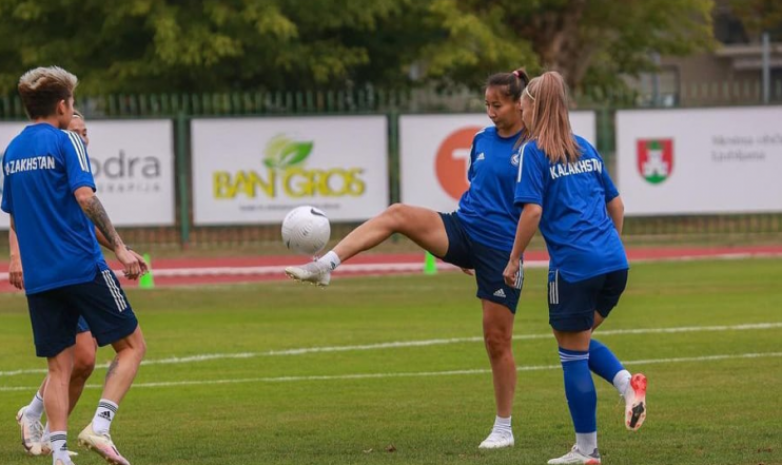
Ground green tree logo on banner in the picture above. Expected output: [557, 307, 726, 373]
[263, 135, 314, 170]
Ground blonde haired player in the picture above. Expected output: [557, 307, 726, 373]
[505, 71, 647, 464]
[12, 109, 148, 461]
[3, 67, 146, 465]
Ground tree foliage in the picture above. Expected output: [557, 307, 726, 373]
[418, 0, 715, 90]
[0, 0, 715, 95]
[730, 0, 782, 40]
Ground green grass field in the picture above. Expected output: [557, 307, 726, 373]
[1, 258, 781, 465]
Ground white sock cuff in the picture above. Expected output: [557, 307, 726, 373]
[98, 399, 119, 411]
[613, 370, 632, 394]
[494, 415, 512, 428]
[320, 251, 341, 270]
[26, 391, 45, 419]
[576, 431, 598, 454]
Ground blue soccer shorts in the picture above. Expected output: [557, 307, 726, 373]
[547, 268, 628, 332]
[27, 266, 138, 357]
[436, 212, 521, 313]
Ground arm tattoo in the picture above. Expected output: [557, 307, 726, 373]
[83, 196, 122, 249]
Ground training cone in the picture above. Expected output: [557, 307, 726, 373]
[139, 253, 155, 289]
[423, 251, 438, 275]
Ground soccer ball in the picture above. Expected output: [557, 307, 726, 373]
[281, 206, 331, 255]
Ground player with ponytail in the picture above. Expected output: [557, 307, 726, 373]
[506, 71, 647, 464]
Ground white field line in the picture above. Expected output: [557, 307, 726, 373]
[0, 261, 544, 282]
[1, 322, 780, 378]
[1, 248, 780, 281]
[1, 351, 780, 392]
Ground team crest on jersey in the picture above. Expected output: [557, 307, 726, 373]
[511, 152, 520, 167]
[637, 139, 673, 184]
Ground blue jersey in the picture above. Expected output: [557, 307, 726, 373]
[456, 126, 524, 252]
[514, 135, 628, 281]
[1, 123, 107, 294]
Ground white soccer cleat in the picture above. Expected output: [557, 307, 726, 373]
[77, 423, 130, 465]
[547, 445, 601, 464]
[41, 433, 78, 457]
[478, 429, 514, 449]
[41, 431, 52, 456]
[284, 262, 331, 287]
[16, 406, 44, 456]
[55, 459, 76, 465]
[623, 373, 647, 431]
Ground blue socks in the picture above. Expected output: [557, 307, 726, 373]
[588, 339, 624, 383]
[559, 348, 597, 434]
[589, 339, 632, 394]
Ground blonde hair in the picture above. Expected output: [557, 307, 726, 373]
[18, 66, 78, 119]
[523, 71, 581, 164]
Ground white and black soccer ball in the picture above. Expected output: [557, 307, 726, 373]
[281, 206, 331, 255]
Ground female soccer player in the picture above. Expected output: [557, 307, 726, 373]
[12, 110, 130, 458]
[5, 74, 147, 465]
[504, 71, 647, 464]
[287, 69, 530, 449]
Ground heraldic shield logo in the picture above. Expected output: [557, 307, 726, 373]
[637, 139, 673, 184]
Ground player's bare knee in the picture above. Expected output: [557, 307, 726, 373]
[129, 330, 147, 361]
[47, 363, 74, 383]
[384, 203, 413, 232]
[71, 359, 95, 383]
[136, 336, 147, 361]
[483, 331, 511, 360]
[385, 203, 407, 220]
[73, 342, 96, 379]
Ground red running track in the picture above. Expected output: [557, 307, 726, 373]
[1, 245, 781, 293]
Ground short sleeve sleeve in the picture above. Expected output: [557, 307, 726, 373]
[466, 136, 478, 183]
[514, 143, 546, 206]
[61, 131, 95, 193]
[1, 160, 11, 214]
[599, 155, 619, 203]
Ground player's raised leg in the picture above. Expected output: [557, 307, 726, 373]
[590, 289, 647, 431]
[285, 204, 448, 286]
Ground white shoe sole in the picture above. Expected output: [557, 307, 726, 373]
[625, 373, 647, 431]
[284, 268, 330, 287]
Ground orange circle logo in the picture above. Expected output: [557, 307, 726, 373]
[435, 126, 482, 200]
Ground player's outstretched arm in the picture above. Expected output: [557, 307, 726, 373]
[8, 216, 24, 289]
[74, 186, 140, 279]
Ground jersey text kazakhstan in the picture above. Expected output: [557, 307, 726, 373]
[549, 158, 602, 180]
[4, 156, 56, 175]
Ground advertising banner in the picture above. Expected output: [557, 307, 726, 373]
[400, 112, 596, 212]
[616, 107, 782, 215]
[192, 116, 388, 225]
[0, 120, 175, 229]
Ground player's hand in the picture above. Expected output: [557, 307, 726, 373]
[115, 246, 141, 280]
[9, 256, 24, 290]
[503, 259, 524, 290]
[460, 267, 474, 276]
[130, 250, 149, 276]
